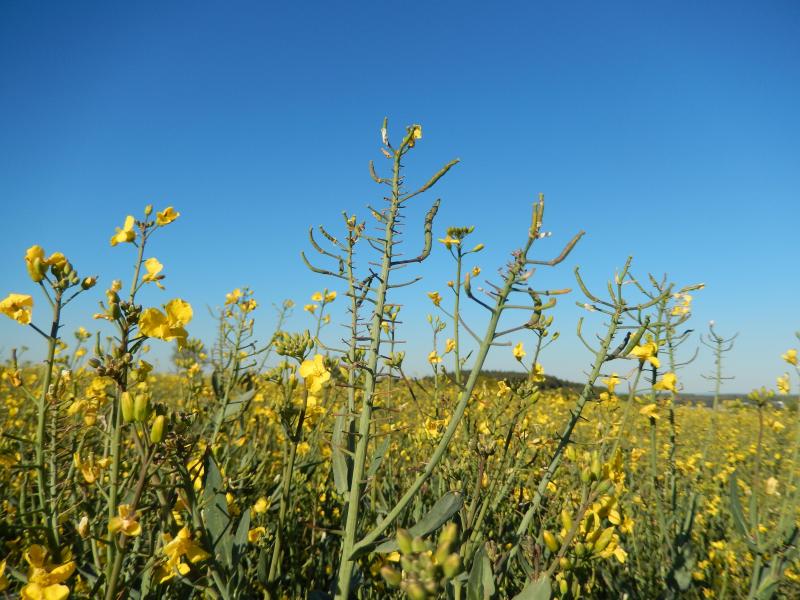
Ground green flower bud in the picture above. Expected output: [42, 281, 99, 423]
[396, 529, 414, 555]
[442, 553, 460, 579]
[543, 530, 559, 553]
[121, 391, 134, 423]
[380, 566, 402, 587]
[150, 414, 166, 443]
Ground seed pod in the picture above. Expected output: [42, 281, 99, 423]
[121, 392, 134, 423]
[622, 317, 651, 356]
[560, 509, 572, 532]
[593, 527, 615, 554]
[543, 530, 559, 553]
[397, 529, 414, 555]
[150, 414, 166, 444]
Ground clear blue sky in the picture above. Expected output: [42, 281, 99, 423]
[1, 1, 798, 393]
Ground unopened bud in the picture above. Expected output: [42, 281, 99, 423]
[121, 391, 134, 423]
[150, 414, 166, 443]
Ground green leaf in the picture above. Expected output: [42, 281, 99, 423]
[512, 576, 551, 600]
[223, 388, 257, 420]
[729, 472, 758, 553]
[332, 414, 350, 495]
[367, 436, 390, 479]
[232, 508, 251, 566]
[467, 545, 495, 600]
[373, 491, 463, 554]
[203, 450, 234, 569]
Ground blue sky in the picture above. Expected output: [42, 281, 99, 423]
[1, 1, 798, 393]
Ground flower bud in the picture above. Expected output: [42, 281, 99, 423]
[150, 414, 166, 443]
[144, 204, 153, 216]
[77, 515, 90, 539]
[380, 566, 402, 587]
[543, 530, 559, 553]
[134, 393, 150, 422]
[121, 391, 134, 423]
[82, 276, 97, 290]
[396, 529, 414, 555]
[442, 553, 460, 578]
[593, 527, 615, 554]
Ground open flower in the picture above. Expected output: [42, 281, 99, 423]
[141, 258, 165, 289]
[602, 373, 621, 395]
[639, 403, 659, 420]
[21, 545, 76, 600]
[139, 299, 193, 346]
[156, 206, 180, 226]
[299, 354, 331, 395]
[782, 349, 798, 366]
[629, 341, 660, 368]
[428, 350, 442, 365]
[154, 526, 210, 583]
[512, 342, 526, 360]
[109, 504, 142, 537]
[110, 215, 136, 246]
[25, 245, 47, 282]
[653, 372, 678, 393]
[0, 293, 33, 325]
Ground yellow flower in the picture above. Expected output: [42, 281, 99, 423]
[765, 477, 779, 496]
[428, 291, 442, 307]
[299, 354, 331, 394]
[777, 373, 790, 395]
[640, 403, 659, 420]
[653, 372, 678, 393]
[304, 303, 318, 314]
[141, 257, 165, 289]
[602, 373, 621, 394]
[253, 497, 268, 514]
[512, 342, 526, 360]
[225, 288, 243, 305]
[156, 206, 180, 226]
[0, 293, 33, 325]
[21, 545, 76, 600]
[139, 299, 193, 345]
[0, 558, 8, 592]
[496, 380, 511, 397]
[109, 504, 142, 537]
[248, 527, 266, 543]
[428, 350, 442, 365]
[311, 291, 323, 302]
[25, 245, 46, 282]
[155, 526, 210, 583]
[782, 349, 798, 366]
[629, 341, 660, 368]
[324, 290, 337, 302]
[444, 338, 456, 354]
[110, 215, 136, 246]
[438, 235, 460, 249]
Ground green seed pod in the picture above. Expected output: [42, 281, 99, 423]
[543, 530, 559, 553]
[622, 317, 651, 356]
[149, 414, 166, 444]
[380, 566, 402, 587]
[442, 553, 460, 579]
[559, 577, 569, 595]
[593, 527, 615, 554]
[560, 509, 572, 532]
[397, 529, 414, 555]
[134, 393, 150, 422]
[120, 391, 134, 423]
[591, 454, 602, 480]
[581, 466, 592, 483]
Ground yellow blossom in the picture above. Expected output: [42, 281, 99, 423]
[428, 291, 442, 307]
[630, 341, 660, 368]
[156, 206, 180, 226]
[496, 380, 511, 397]
[225, 288, 243, 305]
[324, 290, 337, 302]
[138, 299, 193, 345]
[0, 293, 33, 325]
[602, 373, 621, 394]
[21, 545, 76, 600]
[304, 303, 318, 314]
[777, 373, 790, 395]
[110, 215, 136, 246]
[438, 235, 460, 249]
[782, 349, 798, 366]
[141, 257, 165, 289]
[640, 403, 659, 420]
[513, 342, 526, 360]
[654, 372, 678, 393]
[25, 245, 46, 282]
[299, 354, 331, 394]
[109, 504, 142, 537]
[248, 527, 266, 543]
[253, 497, 268, 514]
[428, 350, 442, 365]
[444, 338, 456, 354]
[311, 291, 323, 302]
[155, 526, 210, 583]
